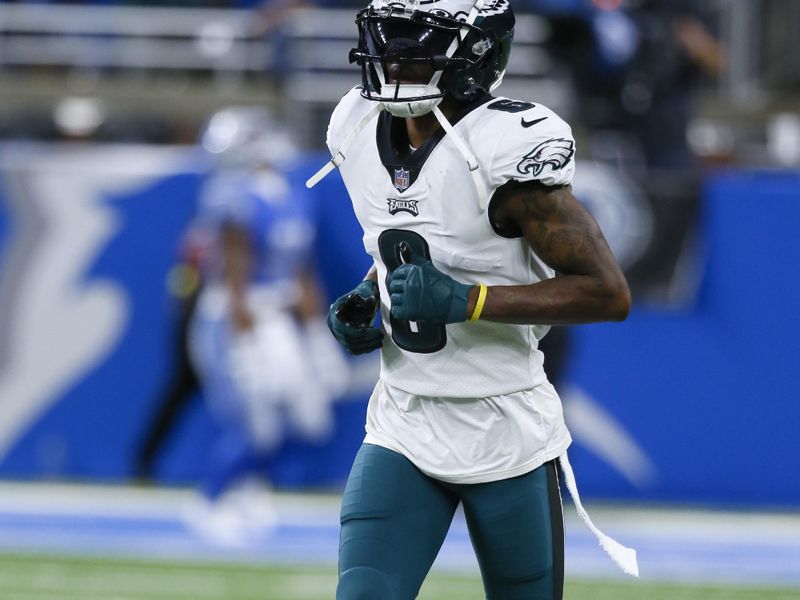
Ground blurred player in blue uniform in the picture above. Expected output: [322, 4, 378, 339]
[184, 107, 347, 543]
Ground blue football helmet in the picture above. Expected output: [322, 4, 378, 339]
[200, 106, 299, 170]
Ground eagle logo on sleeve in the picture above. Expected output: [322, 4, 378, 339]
[516, 138, 575, 177]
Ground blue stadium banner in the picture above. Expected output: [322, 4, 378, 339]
[0, 141, 797, 507]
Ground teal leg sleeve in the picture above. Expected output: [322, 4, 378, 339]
[337, 444, 458, 600]
[459, 460, 564, 600]
[337, 567, 393, 600]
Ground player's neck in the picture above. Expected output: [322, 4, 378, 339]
[404, 98, 460, 149]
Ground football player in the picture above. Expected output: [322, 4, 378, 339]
[184, 107, 347, 543]
[309, 0, 638, 597]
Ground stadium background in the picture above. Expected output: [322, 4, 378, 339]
[0, 0, 798, 598]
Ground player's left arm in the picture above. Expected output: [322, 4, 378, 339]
[294, 267, 326, 322]
[477, 182, 631, 325]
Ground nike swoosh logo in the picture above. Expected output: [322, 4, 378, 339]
[521, 116, 548, 128]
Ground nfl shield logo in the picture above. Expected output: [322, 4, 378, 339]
[393, 167, 410, 192]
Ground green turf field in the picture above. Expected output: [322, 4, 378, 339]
[0, 554, 796, 600]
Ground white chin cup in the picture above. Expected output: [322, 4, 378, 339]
[380, 83, 443, 117]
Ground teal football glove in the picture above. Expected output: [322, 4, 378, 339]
[327, 280, 383, 355]
[388, 243, 474, 325]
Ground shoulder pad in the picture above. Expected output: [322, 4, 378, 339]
[471, 98, 576, 189]
[326, 87, 374, 155]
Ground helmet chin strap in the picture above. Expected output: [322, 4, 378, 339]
[308, 99, 489, 214]
[381, 0, 488, 207]
[305, 102, 384, 189]
[431, 105, 488, 211]
[309, 96, 488, 213]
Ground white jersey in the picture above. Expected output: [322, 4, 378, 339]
[328, 88, 576, 398]
[364, 379, 571, 484]
[327, 87, 575, 482]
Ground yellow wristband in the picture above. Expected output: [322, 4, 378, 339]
[469, 284, 488, 322]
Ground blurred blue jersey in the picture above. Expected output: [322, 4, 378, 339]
[196, 169, 317, 290]
[188, 166, 337, 459]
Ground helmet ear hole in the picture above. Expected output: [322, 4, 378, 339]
[443, 71, 475, 102]
[441, 32, 504, 102]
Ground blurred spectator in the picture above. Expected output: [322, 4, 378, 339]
[545, 0, 727, 172]
[176, 107, 348, 543]
[618, 0, 726, 170]
[540, 0, 726, 303]
[619, 0, 725, 301]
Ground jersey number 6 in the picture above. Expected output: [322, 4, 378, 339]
[378, 229, 446, 354]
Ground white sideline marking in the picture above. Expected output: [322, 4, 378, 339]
[0, 481, 798, 587]
[0, 481, 340, 523]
